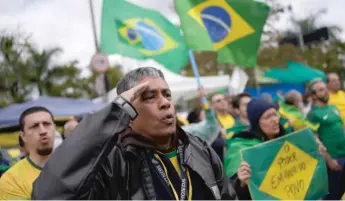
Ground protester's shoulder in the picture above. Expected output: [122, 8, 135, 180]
[185, 132, 218, 159]
[306, 108, 318, 120]
[329, 104, 339, 110]
[0, 160, 25, 188]
[229, 131, 262, 148]
[232, 130, 258, 140]
[1, 158, 28, 179]
[228, 113, 236, 120]
[186, 131, 208, 148]
[0, 167, 27, 200]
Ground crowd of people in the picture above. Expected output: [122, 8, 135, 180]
[0, 67, 345, 200]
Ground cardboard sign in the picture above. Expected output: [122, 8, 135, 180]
[241, 128, 328, 200]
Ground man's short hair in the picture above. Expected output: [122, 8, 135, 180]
[116, 67, 165, 95]
[19, 106, 54, 131]
[232, 93, 251, 109]
[307, 78, 324, 95]
[211, 93, 225, 104]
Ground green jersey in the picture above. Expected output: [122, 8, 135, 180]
[307, 104, 345, 158]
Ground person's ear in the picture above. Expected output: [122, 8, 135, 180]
[20, 131, 27, 143]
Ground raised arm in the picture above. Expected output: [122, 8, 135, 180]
[32, 82, 149, 199]
[182, 88, 220, 145]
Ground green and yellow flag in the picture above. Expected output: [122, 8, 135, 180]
[101, 0, 188, 73]
[279, 102, 319, 132]
[174, 0, 270, 67]
[241, 128, 328, 200]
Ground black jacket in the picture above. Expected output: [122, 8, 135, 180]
[32, 102, 238, 200]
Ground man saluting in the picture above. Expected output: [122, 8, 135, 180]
[32, 67, 237, 200]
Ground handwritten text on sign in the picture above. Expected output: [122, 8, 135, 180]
[259, 141, 318, 200]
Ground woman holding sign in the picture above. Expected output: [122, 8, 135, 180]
[231, 99, 327, 200]
[227, 99, 285, 199]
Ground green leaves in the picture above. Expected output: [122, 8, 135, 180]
[0, 33, 123, 107]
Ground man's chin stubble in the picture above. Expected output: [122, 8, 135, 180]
[37, 147, 53, 156]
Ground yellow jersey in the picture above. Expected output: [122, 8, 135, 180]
[0, 157, 41, 200]
[164, 149, 181, 177]
[329, 90, 345, 126]
[217, 114, 235, 130]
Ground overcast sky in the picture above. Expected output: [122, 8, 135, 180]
[1, 0, 344, 76]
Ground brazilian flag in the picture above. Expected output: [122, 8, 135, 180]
[100, 0, 188, 73]
[175, 0, 270, 67]
[241, 128, 328, 200]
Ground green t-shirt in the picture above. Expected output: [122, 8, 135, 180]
[307, 104, 345, 158]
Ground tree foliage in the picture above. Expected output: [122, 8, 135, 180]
[0, 34, 32, 106]
[258, 8, 345, 79]
[0, 32, 123, 107]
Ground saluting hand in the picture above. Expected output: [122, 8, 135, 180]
[120, 81, 149, 104]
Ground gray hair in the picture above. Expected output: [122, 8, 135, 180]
[261, 93, 272, 103]
[284, 90, 302, 106]
[116, 67, 165, 94]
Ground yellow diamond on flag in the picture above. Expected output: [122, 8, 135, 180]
[259, 141, 318, 200]
[119, 23, 142, 45]
[118, 18, 179, 57]
[187, 0, 255, 50]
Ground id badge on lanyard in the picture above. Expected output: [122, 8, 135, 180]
[150, 140, 192, 200]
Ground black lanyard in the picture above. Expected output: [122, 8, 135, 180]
[150, 140, 192, 200]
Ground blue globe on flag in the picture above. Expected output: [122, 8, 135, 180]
[126, 28, 138, 40]
[134, 21, 165, 51]
[200, 6, 231, 43]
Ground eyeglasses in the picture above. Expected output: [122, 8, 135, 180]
[261, 112, 281, 123]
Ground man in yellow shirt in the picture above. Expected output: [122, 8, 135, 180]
[0, 106, 56, 200]
[327, 73, 345, 126]
[211, 94, 235, 130]
[211, 93, 235, 162]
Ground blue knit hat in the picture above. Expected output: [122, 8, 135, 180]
[247, 98, 278, 132]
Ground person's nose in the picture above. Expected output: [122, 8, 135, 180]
[158, 95, 171, 110]
[38, 123, 47, 136]
[272, 116, 280, 124]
